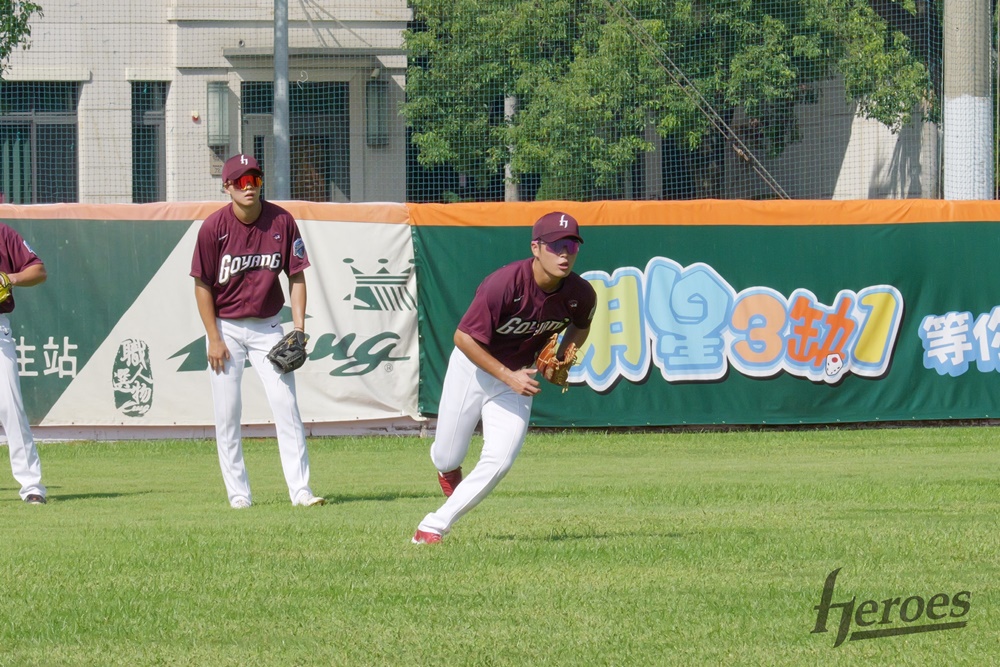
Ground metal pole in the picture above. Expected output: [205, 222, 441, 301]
[504, 95, 519, 202]
[273, 0, 291, 199]
[943, 0, 993, 199]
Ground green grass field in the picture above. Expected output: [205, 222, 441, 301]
[0, 427, 995, 666]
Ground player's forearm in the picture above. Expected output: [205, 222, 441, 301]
[558, 325, 590, 359]
[289, 274, 307, 331]
[193, 280, 222, 342]
[454, 330, 513, 383]
[10, 262, 46, 287]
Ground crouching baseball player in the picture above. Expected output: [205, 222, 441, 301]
[412, 212, 597, 544]
[191, 153, 324, 509]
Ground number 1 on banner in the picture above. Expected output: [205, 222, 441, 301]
[854, 288, 903, 369]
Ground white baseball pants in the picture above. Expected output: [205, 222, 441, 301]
[0, 314, 44, 500]
[418, 348, 532, 535]
[209, 316, 313, 505]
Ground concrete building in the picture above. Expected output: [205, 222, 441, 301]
[2, 1, 409, 204]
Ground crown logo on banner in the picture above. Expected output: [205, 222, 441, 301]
[344, 258, 416, 311]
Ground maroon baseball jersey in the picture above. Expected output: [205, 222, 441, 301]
[0, 222, 42, 314]
[190, 201, 310, 319]
[458, 258, 597, 370]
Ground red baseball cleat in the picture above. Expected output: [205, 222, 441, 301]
[412, 529, 443, 545]
[437, 467, 463, 497]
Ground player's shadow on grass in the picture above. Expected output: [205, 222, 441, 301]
[325, 490, 439, 504]
[44, 492, 141, 502]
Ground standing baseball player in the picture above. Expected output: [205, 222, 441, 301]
[412, 212, 598, 544]
[190, 153, 324, 509]
[0, 223, 47, 504]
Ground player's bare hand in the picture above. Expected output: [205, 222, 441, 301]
[207, 339, 231, 374]
[507, 368, 541, 396]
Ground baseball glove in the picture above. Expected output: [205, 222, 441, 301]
[0, 272, 11, 303]
[267, 330, 309, 373]
[535, 333, 578, 393]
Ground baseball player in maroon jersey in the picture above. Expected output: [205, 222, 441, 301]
[413, 212, 598, 544]
[190, 153, 324, 509]
[0, 223, 47, 504]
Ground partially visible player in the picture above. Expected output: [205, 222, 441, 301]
[0, 223, 48, 504]
[413, 212, 598, 544]
[190, 153, 324, 509]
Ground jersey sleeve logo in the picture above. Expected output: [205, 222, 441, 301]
[293, 238, 306, 259]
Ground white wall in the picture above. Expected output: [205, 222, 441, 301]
[724, 77, 940, 200]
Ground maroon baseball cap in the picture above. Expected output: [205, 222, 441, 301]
[532, 212, 583, 243]
[222, 153, 262, 183]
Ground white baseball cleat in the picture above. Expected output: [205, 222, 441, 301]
[294, 492, 326, 507]
[231, 497, 252, 509]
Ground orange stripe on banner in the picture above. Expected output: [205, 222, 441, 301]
[0, 202, 224, 220]
[278, 201, 410, 223]
[4, 200, 1000, 226]
[407, 200, 1000, 228]
[0, 201, 411, 223]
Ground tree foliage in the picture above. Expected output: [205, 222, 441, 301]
[0, 1, 42, 78]
[403, 0, 935, 200]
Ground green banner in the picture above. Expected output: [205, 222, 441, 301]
[414, 221, 1000, 426]
[2, 218, 191, 422]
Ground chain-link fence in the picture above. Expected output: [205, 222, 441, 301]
[0, 1, 989, 204]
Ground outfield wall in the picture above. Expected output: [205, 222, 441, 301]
[411, 200, 1000, 426]
[2, 199, 1000, 432]
[0, 202, 420, 434]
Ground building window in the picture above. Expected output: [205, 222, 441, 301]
[206, 81, 229, 148]
[0, 82, 79, 204]
[241, 81, 351, 202]
[132, 82, 168, 203]
[366, 79, 388, 147]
